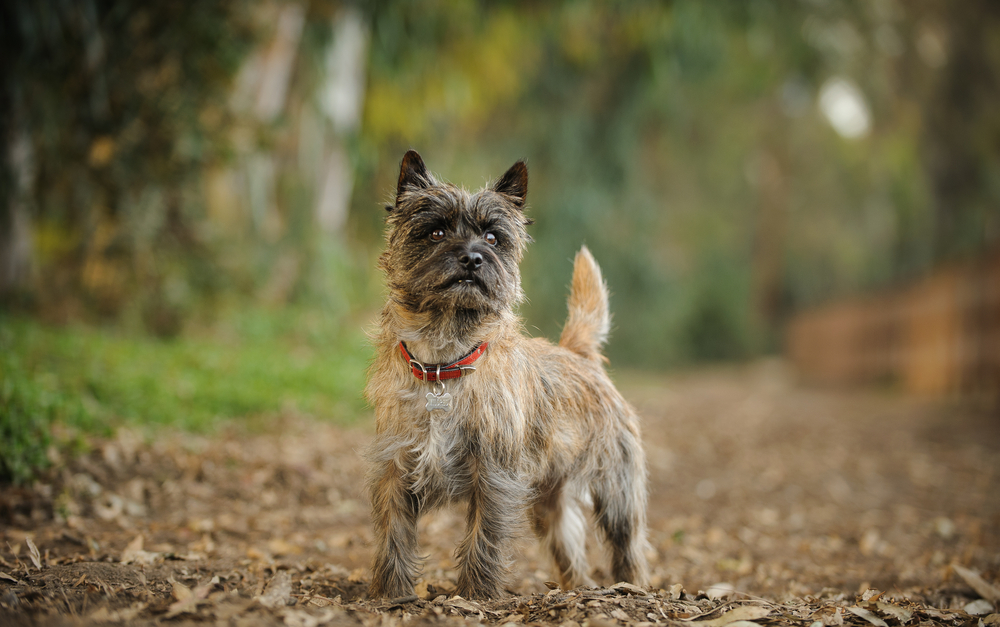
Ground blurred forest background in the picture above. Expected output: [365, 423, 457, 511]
[2, 0, 999, 481]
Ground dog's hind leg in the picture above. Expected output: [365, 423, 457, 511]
[532, 478, 594, 589]
[591, 430, 649, 585]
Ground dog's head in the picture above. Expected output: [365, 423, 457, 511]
[380, 150, 532, 318]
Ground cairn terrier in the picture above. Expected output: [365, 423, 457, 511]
[365, 150, 648, 599]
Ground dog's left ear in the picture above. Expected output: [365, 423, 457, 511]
[493, 161, 528, 208]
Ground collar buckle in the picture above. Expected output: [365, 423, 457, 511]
[399, 341, 488, 383]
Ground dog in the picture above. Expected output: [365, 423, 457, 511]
[364, 150, 648, 599]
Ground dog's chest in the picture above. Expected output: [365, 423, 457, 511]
[401, 385, 474, 497]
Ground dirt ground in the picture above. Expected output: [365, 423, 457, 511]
[2, 362, 999, 626]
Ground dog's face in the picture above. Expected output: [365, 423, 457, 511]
[380, 151, 533, 317]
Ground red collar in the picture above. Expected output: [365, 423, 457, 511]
[399, 341, 488, 382]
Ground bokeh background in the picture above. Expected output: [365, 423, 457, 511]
[2, 0, 999, 482]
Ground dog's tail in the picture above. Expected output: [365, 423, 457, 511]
[559, 246, 611, 363]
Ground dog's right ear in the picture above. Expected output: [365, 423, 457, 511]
[392, 150, 432, 210]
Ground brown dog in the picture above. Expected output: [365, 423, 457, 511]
[365, 150, 648, 599]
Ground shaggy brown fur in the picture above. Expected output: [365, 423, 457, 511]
[365, 150, 649, 599]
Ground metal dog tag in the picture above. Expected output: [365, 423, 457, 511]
[425, 391, 452, 412]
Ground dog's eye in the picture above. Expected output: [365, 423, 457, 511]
[484, 232, 497, 246]
[430, 229, 445, 241]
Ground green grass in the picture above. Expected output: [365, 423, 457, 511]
[0, 308, 372, 484]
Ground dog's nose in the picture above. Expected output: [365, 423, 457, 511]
[459, 251, 484, 270]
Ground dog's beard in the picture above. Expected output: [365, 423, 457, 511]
[389, 248, 518, 317]
[438, 270, 495, 306]
[417, 269, 509, 314]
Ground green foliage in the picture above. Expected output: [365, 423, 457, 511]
[356, 0, 1000, 366]
[1, 0, 260, 324]
[0, 350, 96, 484]
[0, 310, 371, 482]
[3, 1, 999, 403]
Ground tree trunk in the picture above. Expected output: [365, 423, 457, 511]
[1, 125, 34, 302]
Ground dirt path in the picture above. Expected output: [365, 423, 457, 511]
[1, 363, 998, 626]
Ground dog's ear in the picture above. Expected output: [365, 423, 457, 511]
[393, 150, 432, 209]
[493, 160, 528, 208]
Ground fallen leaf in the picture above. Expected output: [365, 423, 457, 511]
[612, 581, 647, 596]
[920, 608, 957, 621]
[811, 605, 844, 627]
[846, 606, 888, 627]
[189, 533, 215, 554]
[281, 607, 339, 627]
[121, 534, 160, 565]
[171, 579, 193, 603]
[94, 494, 124, 521]
[0, 572, 18, 583]
[87, 607, 113, 622]
[25, 539, 41, 571]
[258, 570, 293, 608]
[953, 565, 1000, 602]
[965, 599, 994, 616]
[267, 538, 302, 556]
[88, 602, 147, 622]
[933, 516, 956, 539]
[875, 601, 912, 623]
[166, 579, 211, 618]
[860, 588, 882, 604]
[445, 597, 482, 613]
[348, 568, 366, 583]
[684, 605, 771, 626]
[414, 580, 431, 599]
[706, 582, 735, 600]
[611, 608, 631, 621]
[324, 564, 351, 578]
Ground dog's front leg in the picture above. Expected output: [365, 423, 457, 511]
[368, 458, 421, 599]
[455, 459, 524, 599]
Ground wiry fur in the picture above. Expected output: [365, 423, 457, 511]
[365, 150, 649, 600]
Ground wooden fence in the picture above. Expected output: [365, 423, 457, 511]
[786, 248, 1000, 397]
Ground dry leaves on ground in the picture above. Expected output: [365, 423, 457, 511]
[1, 365, 998, 626]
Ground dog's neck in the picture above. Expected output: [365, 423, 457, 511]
[383, 300, 514, 365]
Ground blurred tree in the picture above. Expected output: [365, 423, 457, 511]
[1, 0, 258, 332]
[356, 0, 1000, 365]
[3, 0, 998, 368]
[917, 1, 1000, 262]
